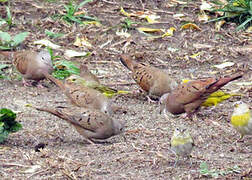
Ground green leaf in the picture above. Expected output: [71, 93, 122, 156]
[6, 6, 12, 25]
[53, 60, 80, 79]
[0, 129, 9, 143]
[0, 45, 11, 50]
[0, 64, 9, 70]
[12, 32, 29, 47]
[77, 0, 93, 10]
[45, 30, 64, 38]
[0, 0, 8, 2]
[0, 31, 11, 42]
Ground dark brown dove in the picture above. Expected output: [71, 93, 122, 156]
[35, 106, 124, 144]
[120, 54, 178, 100]
[0, 50, 53, 87]
[159, 73, 243, 118]
[43, 72, 113, 115]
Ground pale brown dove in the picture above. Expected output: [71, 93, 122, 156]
[159, 73, 243, 118]
[66, 64, 118, 96]
[0, 50, 53, 87]
[35, 106, 125, 144]
[43, 72, 113, 115]
[120, 54, 178, 101]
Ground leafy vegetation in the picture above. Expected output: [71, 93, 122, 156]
[53, 60, 80, 79]
[0, 108, 22, 143]
[61, 0, 98, 24]
[199, 162, 241, 178]
[0, 6, 13, 28]
[211, 0, 252, 30]
[0, 31, 29, 50]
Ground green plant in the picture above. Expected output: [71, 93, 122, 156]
[121, 18, 141, 29]
[0, 64, 9, 79]
[0, 108, 22, 143]
[61, 0, 97, 24]
[199, 162, 241, 178]
[45, 29, 64, 38]
[0, 6, 13, 27]
[210, 0, 252, 30]
[53, 60, 80, 79]
[0, 31, 29, 50]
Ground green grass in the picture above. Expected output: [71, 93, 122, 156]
[210, 0, 252, 30]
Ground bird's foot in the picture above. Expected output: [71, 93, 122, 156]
[146, 96, 158, 104]
[22, 79, 33, 87]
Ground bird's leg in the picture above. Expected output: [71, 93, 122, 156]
[85, 138, 95, 144]
[146, 95, 157, 104]
[22, 78, 33, 87]
[36, 81, 46, 88]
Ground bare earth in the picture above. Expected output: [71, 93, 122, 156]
[0, 0, 252, 179]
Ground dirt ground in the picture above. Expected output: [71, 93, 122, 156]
[0, 0, 252, 179]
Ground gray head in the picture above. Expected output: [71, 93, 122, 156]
[101, 101, 113, 115]
[37, 50, 52, 66]
[112, 120, 125, 135]
[159, 93, 169, 114]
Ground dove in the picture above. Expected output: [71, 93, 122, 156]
[43, 72, 113, 115]
[35, 106, 124, 144]
[170, 127, 194, 166]
[120, 54, 178, 101]
[66, 65, 128, 98]
[159, 73, 243, 118]
[231, 101, 252, 140]
[0, 50, 53, 87]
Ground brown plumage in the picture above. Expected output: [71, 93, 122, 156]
[79, 64, 100, 83]
[35, 106, 124, 144]
[0, 50, 53, 86]
[43, 72, 113, 115]
[159, 73, 243, 118]
[120, 54, 178, 98]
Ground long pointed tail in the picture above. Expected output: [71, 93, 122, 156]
[35, 106, 85, 129]
[208, 72, 243, 92]
[42, 72, 66, 91]
[120, 54, 136, 71]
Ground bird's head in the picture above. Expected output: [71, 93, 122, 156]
[159, 93, 169, 114]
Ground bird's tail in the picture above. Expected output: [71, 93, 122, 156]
[42, 72, 66, 91]
[208, 72, 243, 92]
[120, 54, 137, 71]
[34, 106, 84, 128]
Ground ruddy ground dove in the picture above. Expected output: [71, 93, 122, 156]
[0, 50, 53, 87]
[35, 106, 124, 144]
[159, 73, 243, 118]
[43, 72, 113, 115]
[120, 54, 178, 100]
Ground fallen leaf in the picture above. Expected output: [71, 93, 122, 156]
[215, 20, 225, 31]
[23, 165, 41, 174]
[213, 62, 234, 69]
[34, 39, 61, 49]
[181, 23, 202, 31]
[116, 29, 131, 38]
[190, 52, 201, 59]
[198, 13, 210, 22]
[73, 36, 92, 48]
[162, 27, 176, 37]
[200, 1, 212, 11]
[64, 50, 88, 58]
[137, 27, 164, 33]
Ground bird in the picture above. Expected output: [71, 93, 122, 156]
[231, 101, 252, 140]
[170, 127, 194, 166]
[119, 54, 178, 101]
[43, 72, 113, 115]
[182, 80, 241, 107]
[159, 73, 243, 119]
[34, 106, 125, 144]
[0, 50, 53, 87]
[66, 64, 129, 98]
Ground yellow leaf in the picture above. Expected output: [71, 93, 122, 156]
[181, 23, 202, 31]
[83, 21, 101, 27]
[198, 13, 209, 22]
[73, 36, 92, 48]
[74, 10, 86, 16]
[137, 27, 164, 33]
[162, 27, 176, 37]
[215, 20, 225, 31]
[190, 52, 201, 59]
[246, 26, 252, 33]
[145, 14, 160, 23]
[120, 7, 132, 17]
